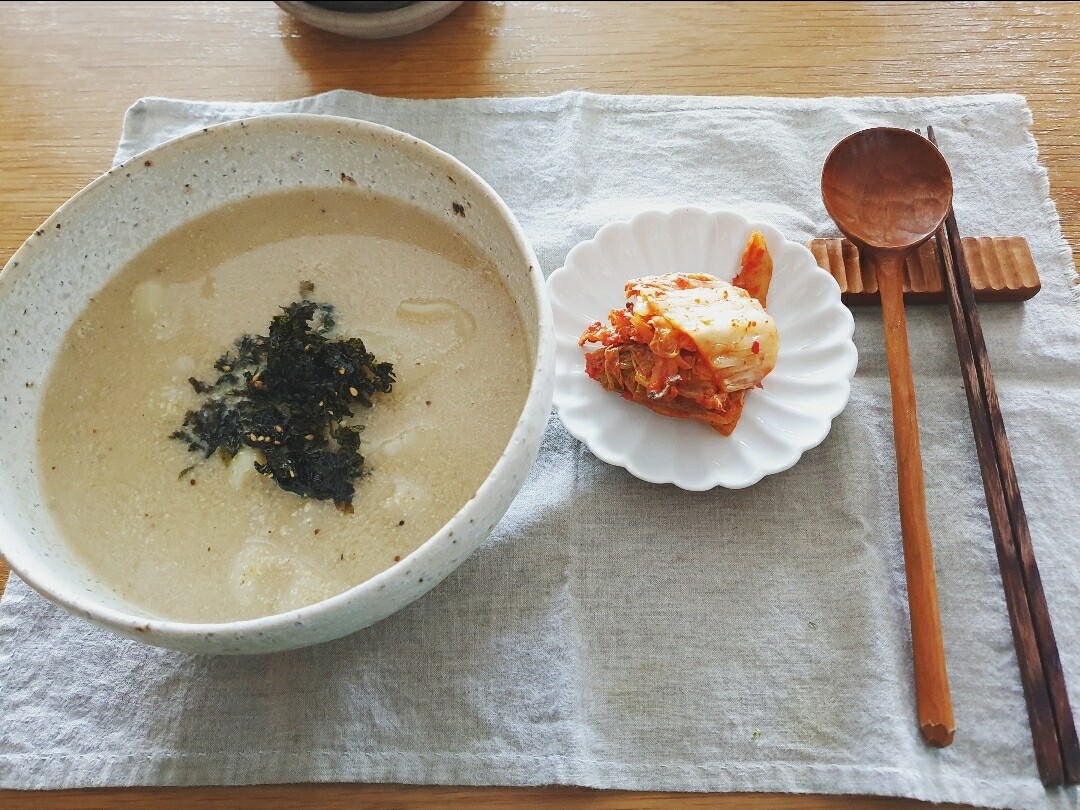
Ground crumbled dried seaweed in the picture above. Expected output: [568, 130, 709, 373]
[171, 300, 394, 510]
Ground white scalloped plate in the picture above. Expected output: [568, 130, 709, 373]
[548, 207, 857, 490]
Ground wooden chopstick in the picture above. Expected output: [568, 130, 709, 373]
[927, 126, 1080, 786]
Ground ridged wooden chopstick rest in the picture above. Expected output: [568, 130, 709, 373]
[808, 236, 1040, 305]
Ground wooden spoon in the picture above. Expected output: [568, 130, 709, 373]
[821, 127, 956, 748]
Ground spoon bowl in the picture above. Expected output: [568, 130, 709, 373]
[822, 126, 953, 252]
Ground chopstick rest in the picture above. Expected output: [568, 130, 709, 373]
[808, 235, 1040, 305]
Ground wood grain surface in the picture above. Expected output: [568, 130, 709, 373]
[4, 1, 1080, 808]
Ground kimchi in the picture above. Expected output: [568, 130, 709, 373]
[578, 231, 779, 435]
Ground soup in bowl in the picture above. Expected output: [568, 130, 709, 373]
[0, 115, 554, 654]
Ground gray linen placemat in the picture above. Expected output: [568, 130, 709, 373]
[2, 91, 1079, 810]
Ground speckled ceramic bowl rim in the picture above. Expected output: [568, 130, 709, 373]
[0, 114, 554, 647]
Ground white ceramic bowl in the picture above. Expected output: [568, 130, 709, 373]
[0, 115, 554, 654]
[548, 207, 856, 490]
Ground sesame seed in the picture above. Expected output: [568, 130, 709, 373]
[349, 386, 359, 397]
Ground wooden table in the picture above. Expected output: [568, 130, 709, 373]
[2, 2, 1078, 807]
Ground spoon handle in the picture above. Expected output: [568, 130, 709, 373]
[872, 251, 956, 748]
